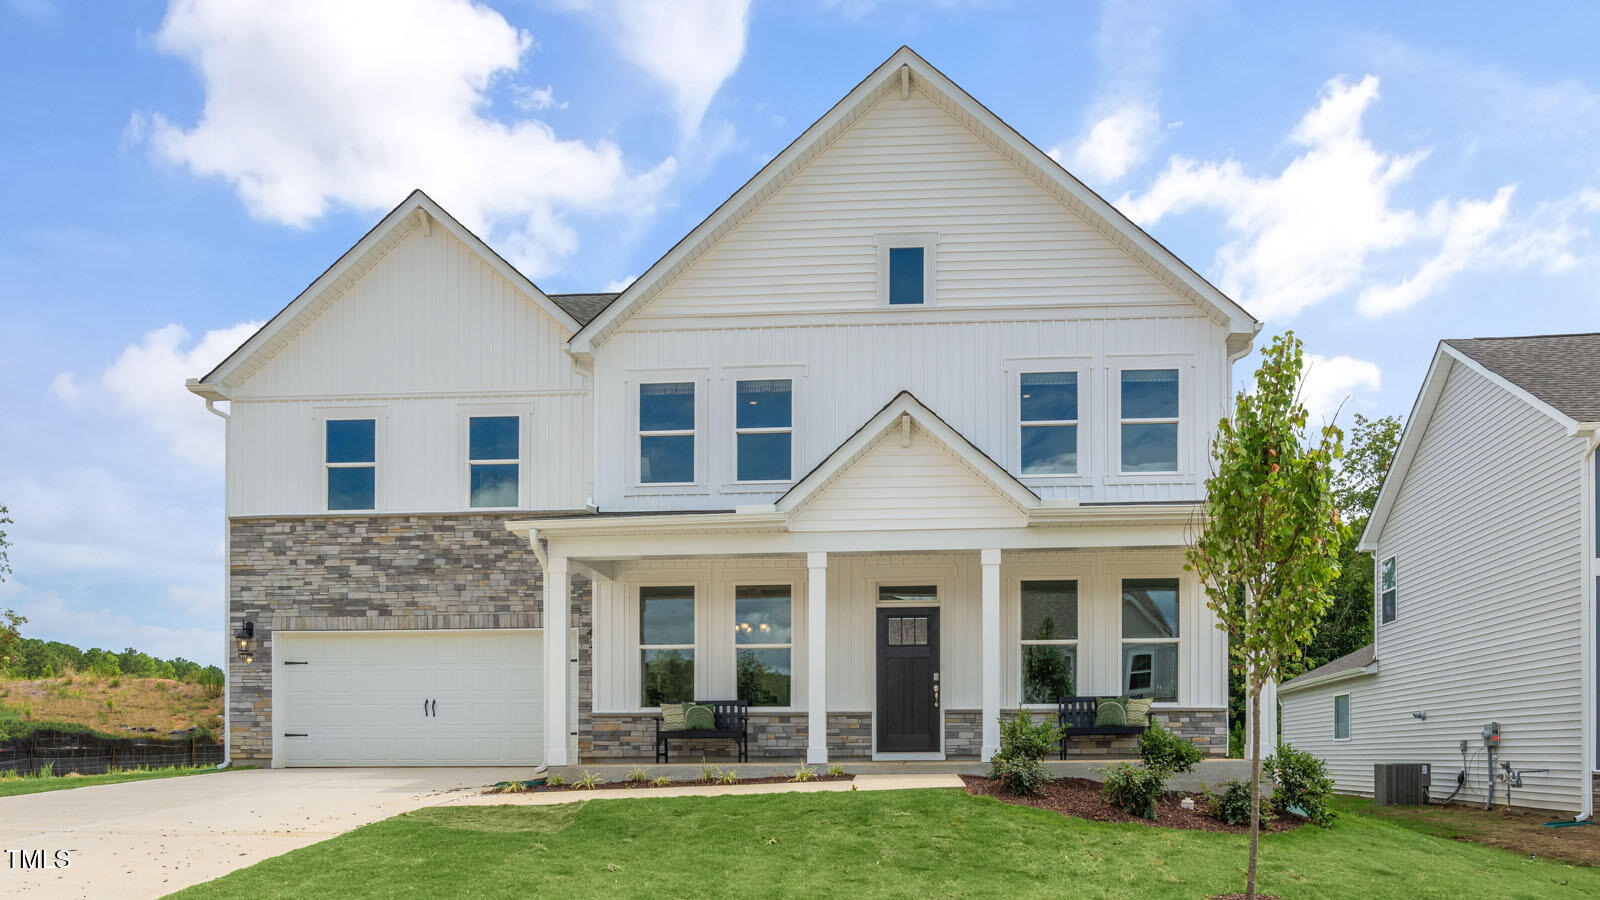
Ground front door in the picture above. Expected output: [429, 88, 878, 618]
[876, 602, 941, 753]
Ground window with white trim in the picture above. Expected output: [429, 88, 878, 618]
[640, 585, 694, 706]
[877, 234, 935, 306]
[1120, 368, 1180, 473]
[735, 379, 792, 482]
[467, 415, 519, 508]
[1334, 693, 1351, 740]
[639, 382, 695, 484]
[734, 585, 792, 706]
[1020, 372, 1078, 475]
[1020, 580, 1077, 704]
[1380, 556, 1397, 624]
[325, 418, 376, 510]
[1121, 577, 1179, 701]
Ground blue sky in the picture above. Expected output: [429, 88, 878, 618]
[2, 0, 1597, 664]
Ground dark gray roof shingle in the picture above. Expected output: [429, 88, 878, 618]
[547, 292, 621, 326]
[1444, 334, 1600, 423]
[1281, 644, 1375, 690]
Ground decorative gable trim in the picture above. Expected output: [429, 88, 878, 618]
[568, 46, 1259, 357]
[190, 190, 581, 397]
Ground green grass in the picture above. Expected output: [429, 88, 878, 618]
[169, 791, 1596, 899]
[0, 764, 230, 797]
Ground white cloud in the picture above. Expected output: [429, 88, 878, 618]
[570, 0, 751, 135]
[1300, 353, 1382, 425]
[604, 275, 637, 293]
[52, 321, 259, 469]
[1357, 186, 1515, 316]
[512, 84, 567, 112]
[138, 0, 676, 276]
[1, 581, 220, 663]
[1066, 102, 1161, 183]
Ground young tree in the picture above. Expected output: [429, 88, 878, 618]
[1187, 332, 1346, 900]
[0, 502, 23, 674]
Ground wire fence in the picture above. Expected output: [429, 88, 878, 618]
[0, 731, 224, 776]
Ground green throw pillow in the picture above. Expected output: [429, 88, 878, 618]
[1124, 698, 1152, 724]
[1095, 698, 1127, 726]
[685, 704, 715, 730]
[660, 702, 688, 731]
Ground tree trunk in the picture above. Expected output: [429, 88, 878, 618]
[1247, 677, 1261, 900]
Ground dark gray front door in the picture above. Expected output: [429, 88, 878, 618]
[876, 605, 940, 753]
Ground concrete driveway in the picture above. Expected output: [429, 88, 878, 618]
[0, 766, 527, 899]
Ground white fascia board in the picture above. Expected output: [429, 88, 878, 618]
[1278, 661, 1380, 696]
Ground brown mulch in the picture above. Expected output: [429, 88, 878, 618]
[489, 774, 853, 794]
[961, 775, 1300, 833]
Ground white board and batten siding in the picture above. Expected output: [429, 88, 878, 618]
[1280, 362, 1590, 812]
[224, 226, 591, 517]
[589, 550, 1225, 715]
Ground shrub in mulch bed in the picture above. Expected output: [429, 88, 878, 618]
[961, 775, 1300, 834]
[487, 774, 853, 794]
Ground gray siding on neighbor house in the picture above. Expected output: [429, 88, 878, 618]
[1281, 362, 1590, 812]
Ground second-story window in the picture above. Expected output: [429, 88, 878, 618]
[1380, 556, 1397, 623]
[888, 247, 924, 304]
[1120, 368, 1179, 473]
[325, 418, 376, 510]
[640, 382, 695, 484]
[735, 379, 792, 482]
[468, 416, 519, 508]
[1020, 372, 1078, 475]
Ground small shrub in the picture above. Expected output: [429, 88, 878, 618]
[545, 773, 565, 787]
[699, 757, 718, 783]
[789, 764, 818, 783]
[625, 766, 650, 784]
[997, 710, 1061, 760]
[1138, 720, 1204, 774]
[649, 776, 672, 787]
[1266, 743, 1336, 826]
[576, 770, 603, 790]
[716, 768, 739, 785]
[990, 753, 1052, 796]
[1205, 779, 1273, 828]
[826, 765, 845, 778]
[1100, 763, 1167, 820]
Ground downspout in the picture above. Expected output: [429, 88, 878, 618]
[1579, 426, 1598, 820]
[203, 397, 233, 769]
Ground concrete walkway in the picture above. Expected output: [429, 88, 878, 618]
[444, 772, 964, 806]
[0, 766, 526, 900]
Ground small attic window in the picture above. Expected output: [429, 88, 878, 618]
[878, 234, 935, 306]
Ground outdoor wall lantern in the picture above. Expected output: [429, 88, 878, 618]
[235, 620, 255, 664]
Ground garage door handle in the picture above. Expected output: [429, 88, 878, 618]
[431, 699, 437, 717]
[423, 699, 430, 717]
[284, 733, 308, 738]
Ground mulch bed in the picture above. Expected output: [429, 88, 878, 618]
[489, 774, 853, 794]
[961, 775, 1300, 834]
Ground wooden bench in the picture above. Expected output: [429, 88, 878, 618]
[654, 700, 750, 763]
[1057, 695, 1152, 759]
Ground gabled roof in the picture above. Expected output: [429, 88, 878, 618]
[548, 292, 620, 326]
[1358, 336, 1599, 552]
[190, 190, 582, 398]
[1279, 644, 1377, 694]
[775, 391, 1040, 516]
[568, 46, 1260, 357]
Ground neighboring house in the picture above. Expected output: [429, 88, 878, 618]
[188, 47, 1261, 770]
[1281, 335, 1599, 816]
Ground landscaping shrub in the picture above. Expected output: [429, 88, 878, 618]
[990, 753, 1052, 796]
[1100, 762, 1167, 820]
[1205, 779, 1273, 828]
[988, 711, 1061, 795]
[1266, 743, 1336, 826]
[1137, 720, 1205, 774]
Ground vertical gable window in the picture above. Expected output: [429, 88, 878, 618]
[1334, 694, 1351, 740]
[1120, 369, 1180, 473]
[734, 585, 792, 706]
[1121, 577, 1179, 701]
[325, 418, 376, 510]
[468, 416, 519, 508]
[1380, 556, 1397, 624]
[888, 247, 924, 304]
[735, 379, 792, 482]
[640, 585, 695, 706]
[1020, 372, 1078, 475]
[639, 382, 695, 484]
[1020, 580, 1078, 704]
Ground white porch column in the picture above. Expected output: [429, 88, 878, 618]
[980, 548, 1002, 761]
[544, 555, 571, 767]
[1245, 675, 1278, 760]
[806, 552, 829, 764]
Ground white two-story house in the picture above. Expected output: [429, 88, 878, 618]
[188, 48, 1260, 769]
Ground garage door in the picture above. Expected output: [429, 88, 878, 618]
[276, 630, 555, 767]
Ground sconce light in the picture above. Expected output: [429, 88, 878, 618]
[235, 621, 255, 664]
[1411, 710, 1427, 721]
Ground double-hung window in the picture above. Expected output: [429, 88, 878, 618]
[1380, 556, 1397, 624]
[1020, 372, 1078, 475]
[1120, 368, 1180, 473]
[639, 382, 695, 484]
[1121, 578, 1179, 701]
[1334, 694, 1351, 740]
[735, 379, 792, 482]
[640, 586, 694, 706]
[467, 416, 519, 508]
[1020, 580, 1078, 704]
[325, 418, 376, 510]
[734, 585, 792, 706]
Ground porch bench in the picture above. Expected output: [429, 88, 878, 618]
[1057, 696, 1152, 759]
[654, 700, 749, 763]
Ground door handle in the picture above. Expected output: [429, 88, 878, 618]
[424, 699, 430, 717]
[431, 699, 437, 717]
[933, 684, 940, 708]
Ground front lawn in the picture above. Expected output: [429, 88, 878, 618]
[171, 791, 1594, 899]
[0, 764, 229, 798]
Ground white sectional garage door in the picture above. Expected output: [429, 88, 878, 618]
[275, 631, 546, 767]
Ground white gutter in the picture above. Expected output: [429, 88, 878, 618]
[1579, 428, 1597, 820]
[194, 382, 233, 769]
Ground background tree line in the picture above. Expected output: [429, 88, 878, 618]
[5, 637, 223, 688]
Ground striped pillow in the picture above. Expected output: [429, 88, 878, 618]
[660, 702, 688, 731]
[1094, 698, 1127, 726]
[685, 704, 716, 730]
[1124, 698, 1153, 724]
